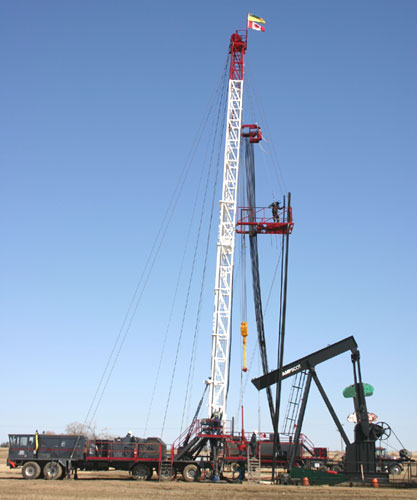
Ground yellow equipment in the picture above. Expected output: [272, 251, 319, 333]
[241, 322, 248, 372]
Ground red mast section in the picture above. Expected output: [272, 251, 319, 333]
[229, 31, 247, 80]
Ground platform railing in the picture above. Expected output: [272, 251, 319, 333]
[85, 439, 164, 462]
[236, 207, 294, 234]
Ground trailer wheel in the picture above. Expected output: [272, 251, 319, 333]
[22, 461, 41, 480]
[43, 461, 63, 480]
[331, 465, 343, 473]
[389, 463, 402, 475]
[182, 463, 200, 482]
[131, 463, 151, 480]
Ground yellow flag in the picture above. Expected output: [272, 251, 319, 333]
[248, 14, 266, 24]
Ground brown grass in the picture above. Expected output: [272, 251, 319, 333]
[1, 448, 416, 500]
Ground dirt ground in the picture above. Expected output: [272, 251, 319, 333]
[1, 448, 416, 500]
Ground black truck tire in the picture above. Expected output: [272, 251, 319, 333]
[131, 463, 151, 480]
[158, 466, 174, 481]
[43, 461, 63, 480]
[389, 463, 402, 475]
[230, 462, 240, 475]
[182, 463, 200, 482]
[22, 461, 41, 480]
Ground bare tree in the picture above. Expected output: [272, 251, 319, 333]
[98, 429, 116, 440]
[64, 423, 116, 439]
[65, 422, 96, 438]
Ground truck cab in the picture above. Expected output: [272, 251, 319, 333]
[8, 433, 87, 479]
[8, 434, 36, 461]
[375, 447, 405, 475]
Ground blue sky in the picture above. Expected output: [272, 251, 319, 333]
[1, 0, 416, 452]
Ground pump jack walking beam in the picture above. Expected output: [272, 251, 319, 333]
[252, 336, 358, 389]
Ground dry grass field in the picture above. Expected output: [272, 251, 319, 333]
[1, 448, 416, 500]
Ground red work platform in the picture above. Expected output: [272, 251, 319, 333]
[236, 207, 294, 235]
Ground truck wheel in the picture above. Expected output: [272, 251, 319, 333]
[131, 464, 151, 480]
[230, 462, 239, 476]
[182, 463, 200, 482]
[22, 461, 41, 480]
[389, 463, 402, 475]
[332, 465, 343, 473]
[43, 461, 63, 480]
[159, 466, 174, 481]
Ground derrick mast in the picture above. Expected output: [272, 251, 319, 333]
[208, 31, 247, 421]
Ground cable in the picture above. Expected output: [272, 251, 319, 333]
[390, 427, 407, 451]
[161, 56, 229, 437]
[244, 65, 287, 195]
[143, 56, 230, 437]
[143, 142, 208, 435]
[242, 138, 276, 427]
[234, 140, 284, 422]
[180, 65, 228, 432]
[83, 53, 230, 431]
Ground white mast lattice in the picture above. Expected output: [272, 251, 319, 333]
[208, 32, 247, 422]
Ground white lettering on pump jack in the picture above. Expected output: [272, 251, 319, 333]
[282, 364, 302, 377]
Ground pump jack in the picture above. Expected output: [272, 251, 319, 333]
[252, 336, 389, 481]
